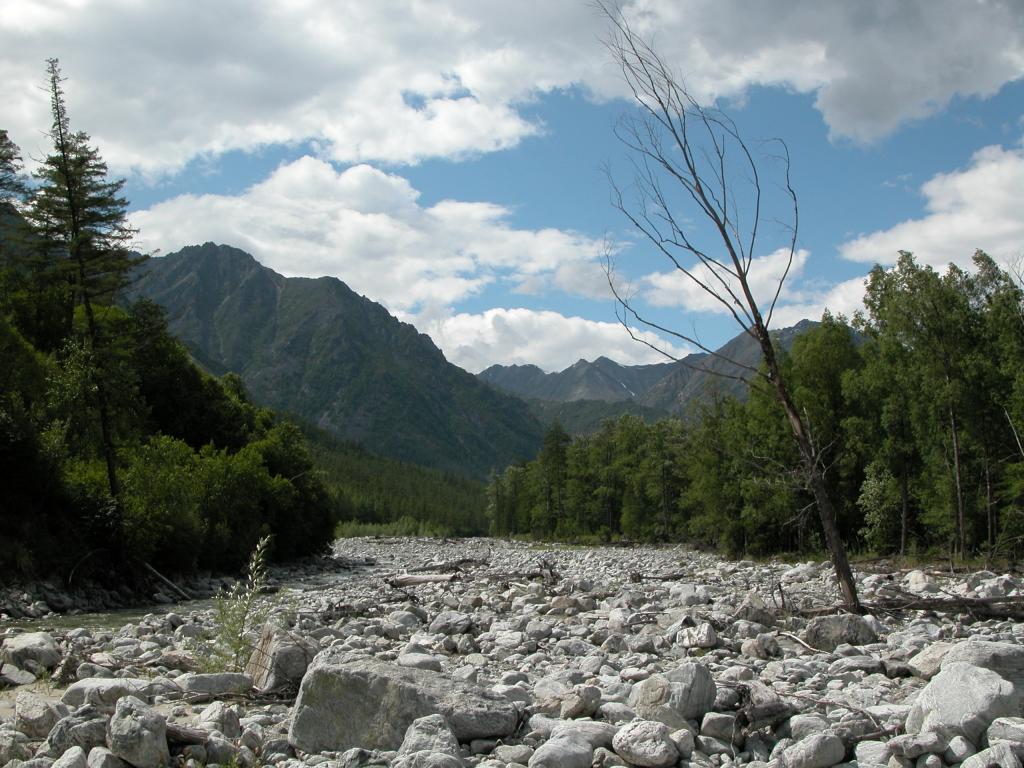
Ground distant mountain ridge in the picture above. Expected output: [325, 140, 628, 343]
[479, 320, 818, 414]
[128, 243, 543, 478]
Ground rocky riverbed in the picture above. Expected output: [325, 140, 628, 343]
[2, 537, 1024, 768]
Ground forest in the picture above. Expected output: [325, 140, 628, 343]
[4, 58, 1024, 583]
[488, 252, 1024, 562]
[0, 62, 342, 578]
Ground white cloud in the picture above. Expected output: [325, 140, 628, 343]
[3, 0, 1022, 173]
[840, 143, 1024, 268]
[130, 156, 605, 313]
[766, 275, 869, 329]
[421, 307, 692, 373]
[641, 247, 810, 316]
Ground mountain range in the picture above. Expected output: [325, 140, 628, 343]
[128, 243, 543, 478]
[129, 242, 816, 475]
[479, 320, 815, 413]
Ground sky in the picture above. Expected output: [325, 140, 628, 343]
[3, 0, 1024, 373]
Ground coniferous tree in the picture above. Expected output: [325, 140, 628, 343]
[25, 59, 143, 509]
[0, 130, 28, 205]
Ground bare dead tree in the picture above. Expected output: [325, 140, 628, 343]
[600, 3, 861, 611]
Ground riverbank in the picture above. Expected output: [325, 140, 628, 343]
[1, 537, 1023, 768]
[0, 550, 377, 624]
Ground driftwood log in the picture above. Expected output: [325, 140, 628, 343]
[407, 557, 488, 574]
[387, 573, 457, 587]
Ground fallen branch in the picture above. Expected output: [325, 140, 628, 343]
[408, 557, 488, 574]
[776, 631, 822, 654]
[387, 573, 458, 587]
[142, 562, 192, 601]
[866, 593, 1024, 620]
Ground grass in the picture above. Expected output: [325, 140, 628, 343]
[201, 535, 272, 672]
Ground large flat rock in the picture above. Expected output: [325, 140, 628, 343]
[906, 662, 1019, 743]
[288, 651, 519, 752]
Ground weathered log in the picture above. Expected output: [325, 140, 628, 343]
[794, 594, 1024, 621]
[143, 562, 192, 600]
[387, 573, 457, 587]
[408, 557, 488, 574]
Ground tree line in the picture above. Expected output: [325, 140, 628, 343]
[488, 251, 1024, 561]
[0, 61, 335, 577]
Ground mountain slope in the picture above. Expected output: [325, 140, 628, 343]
[129, 243, 542, 477]
[479, 356, 680, 402]
[480, 320, 818, 416]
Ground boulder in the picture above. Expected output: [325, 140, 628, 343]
[2, 632, 62, 670]
[62, 679, 161, 710]
[988, 718, 1024, 757]
[51, 747, 86, 768]
[2, 663, 37, 686]
[628, 663, 716, 729]
[395, 714, 463, 768]
[39, 707, 109, 759]
[941, 641, 1024, 689]
[611, 720, 679, 768]
[16, 690, 69, 739]
[528, 733, 593, 768]
[0, 730, 33, 765]
[244, 625, 318, 693]
[428, 611, 473, 635]
[288, 652, 518, 752]
[549, 721, 618, 750]
[961, 743, 1021, 768]
[85, 747, 129, 768]
[855, 740, 891, 767]
[106, 696, 170, 768]
[906, 663, 1019, 743]
[803, 615, 877, 652]
[908, 643, 954, 680]
[782, 732, 846, 768]
[173, 672, 252, 701]
[196, 701, 241, 739]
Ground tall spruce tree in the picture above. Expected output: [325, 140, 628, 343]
[0, 130, 28, 205]
[26, 59, 142, 507]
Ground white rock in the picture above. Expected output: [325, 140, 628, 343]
[1, 632, 61, 669]
[628, 663, 716, 728]
[528, 734, 593, 768]
[961, 743, 1021, 768]
[106, 696, 170, 768]
[988, 718, 1024, 757]
[782, 732, 846, 768]
[906, 663, 1018, 742]
[52, 746, 87, 768]
[15, 690, 67, 739]
[908, 643, 953, 680]
[398, 714, 462, 763]
[612, 719, 679, 768]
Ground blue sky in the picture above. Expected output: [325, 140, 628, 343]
[3, 1, 1023, 372]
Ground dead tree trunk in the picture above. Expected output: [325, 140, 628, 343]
[600, 3, 862, 610]
[758, 327, 861, 610]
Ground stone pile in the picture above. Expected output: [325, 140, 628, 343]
[0, 538, 1022, 768]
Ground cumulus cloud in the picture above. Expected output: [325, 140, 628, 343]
[641, 247, 810, 317]
[421, 307, 692, 373]
[840, 143, 1024, 268]
[766, 275, 870, 329]
[130, 156, 606, 313]
[3, 0, 1022, 173]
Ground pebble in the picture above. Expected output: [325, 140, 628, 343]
[0, 538, 1022, 768]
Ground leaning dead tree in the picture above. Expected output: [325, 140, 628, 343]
[600, 5, 861, 611]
